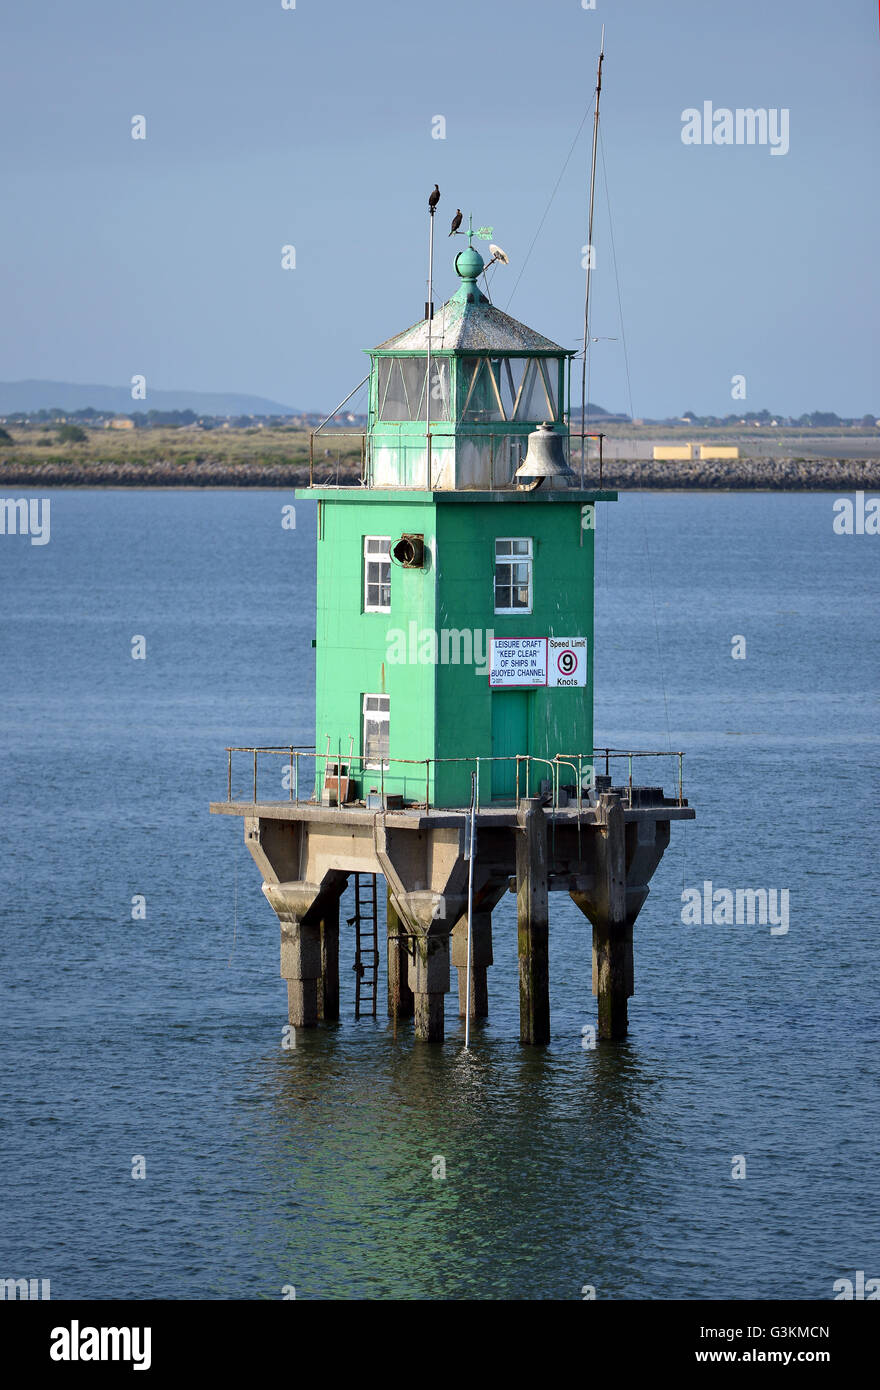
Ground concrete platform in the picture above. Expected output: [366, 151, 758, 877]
[210, 790, 694, 1044]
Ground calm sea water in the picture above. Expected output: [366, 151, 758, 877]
[1, 488, 877, 1301]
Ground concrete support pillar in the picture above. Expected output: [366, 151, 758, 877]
[414, 992, 444, 1041]
[318, 901, 339, 1023]
[282, 919, 322, 1028]
[593, 793, 630, 1040]
[516, 798, 550, 1045]
[452, 912, 492, 1018]
[407, 933, 450, 1043]
[457, 961, 488, 1018]
[262, 871, 346, 1032]
[386, 889, 414, 1020]
[571, 792, 631, 1041]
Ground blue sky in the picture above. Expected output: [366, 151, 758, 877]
[1, 0, 877, 417]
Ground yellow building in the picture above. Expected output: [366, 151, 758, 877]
[653, 444, 694, 461]
[699, 445, 739, 460]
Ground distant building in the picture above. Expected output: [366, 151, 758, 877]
[107, 417, 135, 430]
[699, 445, 739, 460]
[654, 444, 694, 461]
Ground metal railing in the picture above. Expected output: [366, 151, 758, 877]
[572, 747, 685, 808]
[302, 429, 617, 493]
[222, 745, 686, 811]
[569, 430, 606, 486]
[308, 432, 368, 486]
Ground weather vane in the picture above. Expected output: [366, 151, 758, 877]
[449, 211, 496, 246]
[444, 205, 509, 276]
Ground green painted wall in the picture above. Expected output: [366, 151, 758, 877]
[433, 498, 595, 806]
[307, 490, 605, 808]
[314, 497, 438, 804]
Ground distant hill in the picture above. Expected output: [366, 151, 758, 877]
[572, 402, 631, 423]
[0, 380, 300, 417]
[0, 379, 633, 424]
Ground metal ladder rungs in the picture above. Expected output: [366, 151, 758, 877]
[352, 871, 379, 1020]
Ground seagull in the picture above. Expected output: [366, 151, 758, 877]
[428, 184, 440, 214]
[449, 209, 462, 236]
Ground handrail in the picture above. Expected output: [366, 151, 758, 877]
[559, 748, 686, 806]
[552, 756, 582, 812]
[308, 431, 368, 487]
[222, 745, 686, 810]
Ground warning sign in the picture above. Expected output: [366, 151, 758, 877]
[547, 636, 587, 687]
[489, 637, 548, 687]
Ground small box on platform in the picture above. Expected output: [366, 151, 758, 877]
[322, 763, 357, 805]
[366, 791, 404, 810]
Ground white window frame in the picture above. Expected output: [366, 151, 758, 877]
[362, 693, 390, 771]
[494, 537, 533, 615]
[364, 535, 391, 613]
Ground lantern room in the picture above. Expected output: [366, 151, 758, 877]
[368, 242, 573, 490]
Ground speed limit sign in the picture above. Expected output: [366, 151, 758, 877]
[547, 636, 587, 687]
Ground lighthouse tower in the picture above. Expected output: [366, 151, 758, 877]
[307, 236, 610, 809]
[212, 233, 694, 1046]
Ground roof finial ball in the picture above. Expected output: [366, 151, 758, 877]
[454, 244, 485, 284]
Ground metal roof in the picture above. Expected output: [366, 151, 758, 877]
[373, 285, 570, 355]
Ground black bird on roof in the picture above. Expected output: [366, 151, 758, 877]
[449, 209, 462, 236]
[428, 184, 440, 214]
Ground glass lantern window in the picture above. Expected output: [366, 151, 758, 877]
[460, 357, 559, 423]
[377, 357, 450, 421]
[459, 358, 505, 422]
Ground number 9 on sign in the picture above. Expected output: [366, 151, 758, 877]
[547, 637, 587, 688]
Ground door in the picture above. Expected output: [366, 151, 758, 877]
[491, 691, 529, 800]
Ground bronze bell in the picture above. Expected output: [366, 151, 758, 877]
[513, 422, 576, 489]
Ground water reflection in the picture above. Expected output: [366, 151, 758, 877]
[227, 1025, 659, 1298]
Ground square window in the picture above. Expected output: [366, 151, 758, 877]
[363, 693, 390, 770]
[494, 538, 533, 613]
[364, 536, 391, 612]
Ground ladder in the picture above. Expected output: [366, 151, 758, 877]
[350, 873, 379, 1019]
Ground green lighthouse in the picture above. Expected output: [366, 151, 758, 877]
[213, 225, 693, 1047]
[301, 238, 615, 808]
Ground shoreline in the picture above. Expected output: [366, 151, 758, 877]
[1, 457, 878, 491]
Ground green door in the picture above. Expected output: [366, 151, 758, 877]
[491, 691, 529, 800]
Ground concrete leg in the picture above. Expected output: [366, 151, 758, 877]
[414, 992, 444, 1041]
[457, 964, 488, 1018]
[516, 798, 550, 1045]
[571, 792, 630, 1040]
[260, 868, 347, 1031]
[386, 889, 414, 1020]
[592, 919, 630, 1040]
[408, 933, 450, 1043]
[595, 795, 628, 1034]
[281, 919, 322, 1028]
[318, 902, 339, 1022]
[452, 911, 492, 1018]
[595, 794, 629, 1039]
[287, 978, 317, 1028]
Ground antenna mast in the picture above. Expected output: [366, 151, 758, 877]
[426, 199, 436, 488]
[580, 26, 604, 484]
